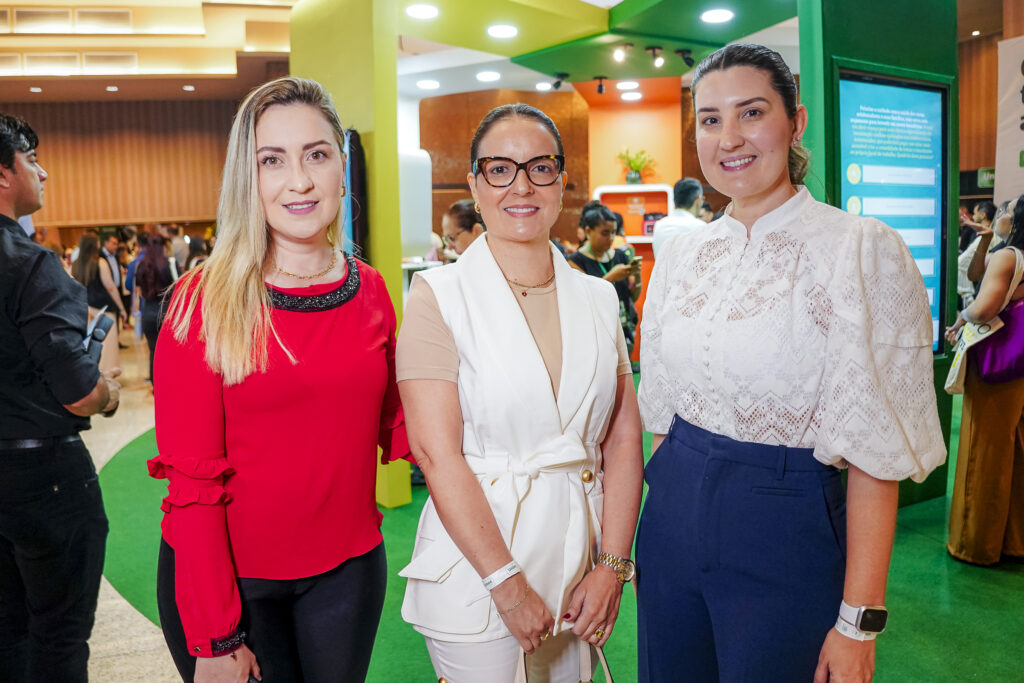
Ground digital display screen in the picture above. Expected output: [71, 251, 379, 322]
[838, 72, 947, 352]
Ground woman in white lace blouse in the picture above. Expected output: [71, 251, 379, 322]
[635, 44, 945, 683]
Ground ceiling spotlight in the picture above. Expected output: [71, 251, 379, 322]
[613, 43, 633, 63]
[595, 76, 607, 94]
[416, 79, 440, 90]
[675, 49, 695, 68]
[29, 86, 42, 93]
[701, 9, 734, 23]
[536, 82, 552, 92]
[182, 84, 196, 92]
[971, 29, 980, 36]
[405, 4, 439, 19]
[616, 81, 639, 91]
[552, 72, 569, 91]
[476, 71, 501, 82]
[487, 24, 518, 39]
[647, 46, 664, 68]
[105, 85, 118, 92]
[622, 92, 642, 102]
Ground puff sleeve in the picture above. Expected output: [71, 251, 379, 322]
[148, 292, 241, 657]
[813, 218, 946, 482]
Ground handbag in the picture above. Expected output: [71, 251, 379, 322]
[513, 638, 614, 683]
[969, 247, 1024, 384]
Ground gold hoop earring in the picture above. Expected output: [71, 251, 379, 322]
[340, 186, 347, 198]
[474, 201, 481, 214]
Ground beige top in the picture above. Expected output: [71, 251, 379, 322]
[397, 276, 632, 398]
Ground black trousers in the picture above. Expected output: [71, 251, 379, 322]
[0, 438, 109, 683]
[140, 298, 164, 385]
[158, 540, 387, 683]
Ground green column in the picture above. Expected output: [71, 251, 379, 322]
[291, 0, 411, 508]
[798, 0, 958, 504]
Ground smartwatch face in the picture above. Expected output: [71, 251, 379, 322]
[859, 608, 888, 633]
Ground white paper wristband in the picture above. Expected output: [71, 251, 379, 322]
[482, 561, 521, 591]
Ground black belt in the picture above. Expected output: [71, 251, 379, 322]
[0, 434, 81, 451]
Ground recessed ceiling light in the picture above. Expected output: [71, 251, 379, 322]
[405, 4, 439, 19]
[106, 85, 119, 92]
[487, 24, 518, 39]
[535, 82, 552, 91]
[701, 9, 734, 23]
[971, 29, 980, 36]
[182, 85, 196, 92]
[617, 81, 639, 90]
[29, 87, 42, 93]
[416, 79, 440, 90]
[622, 92, 642, 101]
[476, 71, 501, 82]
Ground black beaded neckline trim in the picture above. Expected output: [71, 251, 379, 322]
[267, 252, 360, 312]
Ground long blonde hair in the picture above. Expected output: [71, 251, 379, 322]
[166, 77, 347, 385]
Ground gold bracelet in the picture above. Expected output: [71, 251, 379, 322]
[497, 584, 531, 615]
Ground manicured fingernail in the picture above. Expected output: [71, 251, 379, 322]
[563, 613, 571, 619]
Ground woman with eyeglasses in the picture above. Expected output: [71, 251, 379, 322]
[442, 198, 485, 256]
[396, 103, 644, 682]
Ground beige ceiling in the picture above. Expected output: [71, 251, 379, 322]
[0, 0, 292, 102]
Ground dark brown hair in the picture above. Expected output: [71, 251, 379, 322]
[469, 103, 564, 167]
[691, 43, 809, 185]
[447, 199, 483, 232]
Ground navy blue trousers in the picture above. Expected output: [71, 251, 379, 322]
[636, 418, 847, 683]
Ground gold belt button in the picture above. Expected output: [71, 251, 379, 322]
[581, 469, 594, 483]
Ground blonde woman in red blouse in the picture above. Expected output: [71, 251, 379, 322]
[149, 77, 409, 683]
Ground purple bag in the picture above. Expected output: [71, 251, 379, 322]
[970, 247, 1024, 384]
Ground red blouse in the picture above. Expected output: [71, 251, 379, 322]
[148, 255, 409, 656]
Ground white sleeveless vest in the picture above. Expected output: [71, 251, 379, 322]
[399, 236, 622, 642]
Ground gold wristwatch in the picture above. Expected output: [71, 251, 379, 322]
[596, 551, 636, 584]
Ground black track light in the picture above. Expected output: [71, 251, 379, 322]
[553, 72, 569, 90]
[647, 46, 664, 68]
[595, 76, 607, 94]
[675, 49, 695, 68]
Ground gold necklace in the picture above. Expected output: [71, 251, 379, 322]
[503, 270, 555, 297]
[274, 249, 337, 280]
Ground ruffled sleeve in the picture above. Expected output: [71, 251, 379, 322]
[369, 268, 412, 465]
[149, 287, 241, 657]
[813, 218, 946, 482]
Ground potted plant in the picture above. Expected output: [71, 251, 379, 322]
[617, 148, 655, 184]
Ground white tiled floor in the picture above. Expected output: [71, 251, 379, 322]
[82, 332, 180, 682]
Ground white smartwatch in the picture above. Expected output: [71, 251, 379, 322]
[836, 600, 888, 641]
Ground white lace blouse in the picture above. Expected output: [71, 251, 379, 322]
[638, 187, 945, 482]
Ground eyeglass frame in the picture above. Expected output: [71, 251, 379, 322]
[472, 154, 566, 188]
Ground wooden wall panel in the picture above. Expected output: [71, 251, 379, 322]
[419, 90, 589, 244]
[1, 100, 237, 228]
[958, 34, 1001, 171]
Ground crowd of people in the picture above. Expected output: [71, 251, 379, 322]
[6, 38, 1015, 683]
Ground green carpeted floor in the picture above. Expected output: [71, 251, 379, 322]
[101, 395, 1024, 682]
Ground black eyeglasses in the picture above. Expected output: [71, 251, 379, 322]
[472, 154, 565, 188]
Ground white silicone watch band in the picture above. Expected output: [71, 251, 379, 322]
[835, 616, 877, 641]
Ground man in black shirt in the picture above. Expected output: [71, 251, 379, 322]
[0, 113, 120, 682]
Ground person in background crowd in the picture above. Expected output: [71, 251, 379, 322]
[150, 76, 409, 683]
[609, 210, 628, 253]
[700, 200, 715, 223]
[945, 194, 1024, 566]
[651, 177, 706, 257]
[637, 44, 944, 683]
[959, 201, 1005, 308]
[397, 102, 643, 683]
[442, 198, 485, 257]
[960, 201, 996, 253]
[169, 224, 188, 268]
[185, 234, 208, 271]
[569, 200, 641, 353]
[0, 111, 120, 683]
[134, 233, 175, 386]
[72, 233, 128, 327]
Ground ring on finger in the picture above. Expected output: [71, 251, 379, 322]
[540, 631, 550, 642]
[592, 627, 605, 641]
